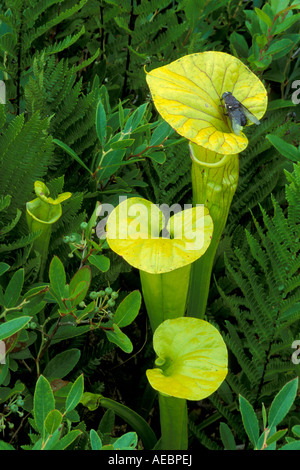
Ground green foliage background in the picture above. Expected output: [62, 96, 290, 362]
[0, 0, 299, 451]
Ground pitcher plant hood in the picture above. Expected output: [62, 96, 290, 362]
[105, 197, 213, 274]
[146, 317, 228, 400]
[146, 51, 267, 155]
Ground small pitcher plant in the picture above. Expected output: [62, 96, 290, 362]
[147, 317, 227, 449]
[26, 181, 71, 281]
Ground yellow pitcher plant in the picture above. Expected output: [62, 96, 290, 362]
[146, 51, 268, 318]
[105, 196, 228, 449]
[106, 196, 213, 332]
[26, 181, 71, 281]
[147, 317, 227, 449]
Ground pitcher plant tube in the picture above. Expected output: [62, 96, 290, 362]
[26, 181, 71, 281]
[188, 145, 239, 317]
[105, 197, 213, 332]
[147, 317, 228, 449]
[146, 51, 268, 318]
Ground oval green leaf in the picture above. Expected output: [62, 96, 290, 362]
[49, 256, 66, 300]
[4, 268, 24, 308]
[114, 290, 141, 328]
[0, 263, 10, 277]
[88, 254, 110, 272]
[239, 395, 260, 447]
[69, 266, 92, 305]
[90, 429, 102, 450]
[105, 324, 133, 353]
[65, 374, 84, 413]
[33, 375, 55, 437]
[96, 99, 107, 146]
[268, 378, 298, 429]
[0, 316, 31, 341]
[43, 348, 81, 380]
[44, 409, 63, 435]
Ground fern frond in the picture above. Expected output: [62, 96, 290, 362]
[188, 421, 222, 450]
[212, 162, 300, 411]
[0, 112, 53, 218]
[0, 231, 41, 253]
[141, 139, 191, 205]
[23, 0, 87, 52]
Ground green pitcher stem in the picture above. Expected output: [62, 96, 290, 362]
[140, 264, 191, 332]
[187, 143, 239, 319]
[158, 394, 188, 450]
[26, 194, 65, 282]
[34, 225, 52, 282]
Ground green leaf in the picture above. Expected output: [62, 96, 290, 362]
[98, 149, 125, 181]
[51, 325, 90, 344]
[267, 39, 294, 56]
[220, 422, 236, 450]
[98, 409, 115, 434]
[33, 375, 55, 438]
[279, 441, 300, 450]
[114, 290, 141, 328]
[69, 266, 91, 306]
[85, 201, 101, 237]
[229, 32, 249, 57]
[65, 374, 84, 413]
[0, 263, 10, 277]
[266, 428, 288, 447]
[0, 316, 31, 341]
[44, 409, 63, 435]
[0, 382, 25, 405]
[90, 429, 102, 450]
[43, 349, 81, 380]
[0, 363, 9, 386]
[118, 100, 124, 130]
[268, 378, 298, 428]
[76, 301, 95, 322]
[113, 431, 137, 450]
[111, 138, 135, 149]
[292, 424, 300, 438]
[88, 254, 110, 272]
[267, 99, 295, 110]
[105, 324, 133, 353]
[0, 440, 15, 450]
[275, 12, 300, 34]
[53, 429, 82, 450]
[150, 120, 173, 146]
[53, 139, 91, 174]
[133, 142, 148, 155]
[96, 99, 107, 146]
[266, 134, 300, 162]
[270, 0, 289, 15]
[4, 268, 24, 308]
[239, 395, 260, 447]
[131, 103, 148, 131]
[262, 403, 267, 429]
[148, 151, 166, 164]
[36, 428, 61, 450]
[65, 409, 80, 423]
[255, 7, 273, 27]
[49, 256, 66, 300]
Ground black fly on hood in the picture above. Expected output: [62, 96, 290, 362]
[221, 92, 260, 136]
